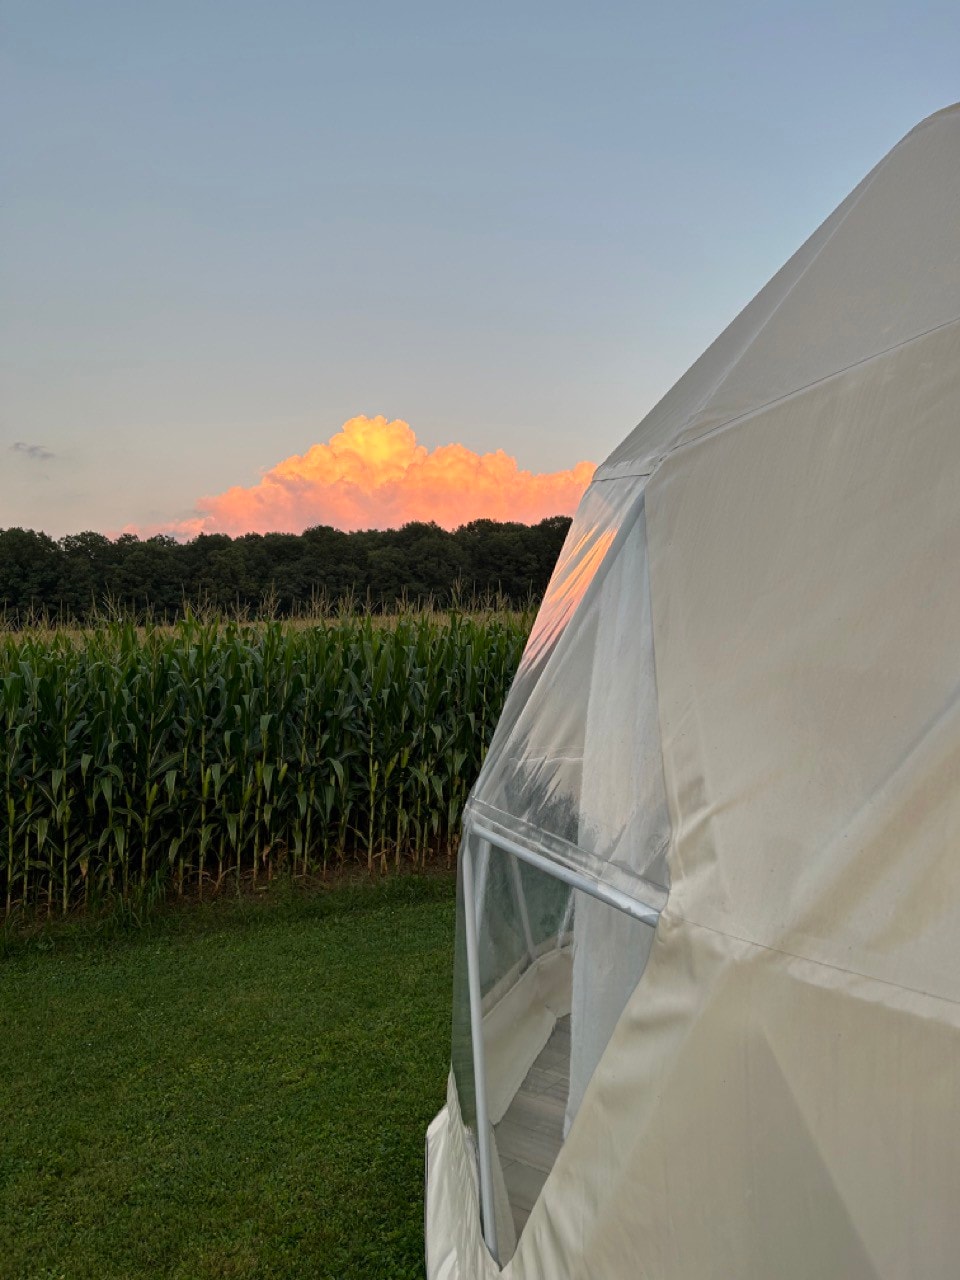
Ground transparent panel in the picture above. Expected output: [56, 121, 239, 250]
[450, 475, 673, 1261]
[452, 831, 572, 1135]
[452, 833, 657, 1261]
[451, 868, 478, 1133]
[469, 482, 671, 905]
[481, 479, 643, 766]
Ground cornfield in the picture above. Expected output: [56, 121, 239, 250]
[0, 613, 530, 918]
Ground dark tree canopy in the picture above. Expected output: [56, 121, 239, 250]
[0, 517, 573, 622]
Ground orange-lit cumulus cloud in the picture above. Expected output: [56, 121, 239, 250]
[159, 416, 596, 538]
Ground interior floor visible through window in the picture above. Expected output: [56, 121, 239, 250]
[495, 1015, 571, 1237]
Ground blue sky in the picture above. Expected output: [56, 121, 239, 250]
[2, 1, 958, 536]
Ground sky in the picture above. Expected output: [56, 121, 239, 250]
[2, 1, 959, 539]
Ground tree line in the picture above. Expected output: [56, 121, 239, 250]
[0, 518, 573, 622]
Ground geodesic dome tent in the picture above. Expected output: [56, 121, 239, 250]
[425, 104, 960, 1280]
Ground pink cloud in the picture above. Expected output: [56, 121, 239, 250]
[131, 416, 595, 538]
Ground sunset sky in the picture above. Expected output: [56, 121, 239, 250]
[2, 2, 958, 538]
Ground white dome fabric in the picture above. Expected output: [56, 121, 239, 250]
[598, 102, 960, 483]
[426, 104, 960, 1279]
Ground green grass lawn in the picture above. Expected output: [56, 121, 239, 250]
[0, 876, 456, 1280]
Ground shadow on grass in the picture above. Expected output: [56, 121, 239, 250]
[0, 867, 457, 962]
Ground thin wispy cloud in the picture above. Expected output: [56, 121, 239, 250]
[11, 441, 55, 461]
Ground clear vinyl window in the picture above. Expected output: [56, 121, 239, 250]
[452, 834, 657, 1261]
[451, 480, 672, 1263]
[455, 483, 670, 1264]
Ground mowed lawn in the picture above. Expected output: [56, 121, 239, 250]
[0, 877, 456, 1280]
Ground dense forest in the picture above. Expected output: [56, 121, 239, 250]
[0, 517, 572, 622]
